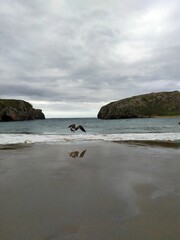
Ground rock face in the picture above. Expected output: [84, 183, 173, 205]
[97, 91, 180, 119]
[0, 99, 45, 121]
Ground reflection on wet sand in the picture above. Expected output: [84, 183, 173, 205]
[0, 143, 180, 240]
[68, 149, 86, 158]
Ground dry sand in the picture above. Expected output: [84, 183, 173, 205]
[0, 142, 179, 240]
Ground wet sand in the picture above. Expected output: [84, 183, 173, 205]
[0, 142, 180, 240]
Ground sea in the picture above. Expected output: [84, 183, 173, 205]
[0, 117, 180, 145]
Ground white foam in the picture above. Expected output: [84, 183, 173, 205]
[0, 132, 180, 145]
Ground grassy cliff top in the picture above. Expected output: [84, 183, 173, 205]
[0, 99, 33, 111]
[98, 91, 180, 119]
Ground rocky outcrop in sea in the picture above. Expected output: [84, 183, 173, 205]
[97, 91, 180, 119]
[0, 99, 45, 121]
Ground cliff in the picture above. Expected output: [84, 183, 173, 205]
[0, 99, 45, 121]
[97, 91, 180, 119]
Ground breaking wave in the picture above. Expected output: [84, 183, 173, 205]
[0, 132, 180, 145]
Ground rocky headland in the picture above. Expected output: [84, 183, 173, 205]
[0, 99, 45, 121]
[97, 91, 180, 119]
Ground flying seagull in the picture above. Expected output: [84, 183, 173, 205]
[68, 124, 86, 133]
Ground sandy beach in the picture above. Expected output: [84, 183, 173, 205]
[0, 141, 180, 240]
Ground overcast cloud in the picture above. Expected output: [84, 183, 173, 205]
[0, 0, 180, 117]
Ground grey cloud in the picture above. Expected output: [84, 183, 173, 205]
[0, 0, 180, 117]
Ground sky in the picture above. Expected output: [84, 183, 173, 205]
[0, 0, 180, 118]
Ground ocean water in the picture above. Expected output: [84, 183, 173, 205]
[0, 117, 180, 145]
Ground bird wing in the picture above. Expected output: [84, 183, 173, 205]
[79, 150, 86, 158]
[77, 125, 86, 132]
[68, 124, 76, 128]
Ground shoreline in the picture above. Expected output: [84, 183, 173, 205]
[1, 138, 180, 150]
[114, 140, 180, 148]
[153, 115, 180, 118]
[0, 141, 179, 239]
[0, 143, 33, 150]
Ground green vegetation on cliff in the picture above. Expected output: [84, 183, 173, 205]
[0, 99, 45, 121]
[97, 91, 180, 119]
[0, 99, 32, 111]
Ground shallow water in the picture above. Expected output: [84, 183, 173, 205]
[0, 117, 180, 144]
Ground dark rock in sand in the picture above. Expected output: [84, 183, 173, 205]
[0, 99, 45, 121]
[97, 91, 180, 119]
